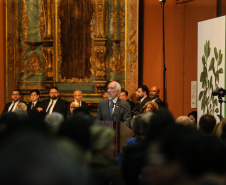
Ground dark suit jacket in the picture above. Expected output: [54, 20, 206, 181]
[41, 98, 68, 118]
[27, 101, 42, 113]
[2, 100, 22, 114]
[153, 97, 165, 108]
[97, 98, 131, 127]
[67, 100, 90, 117]
[132, 96, 151, 116]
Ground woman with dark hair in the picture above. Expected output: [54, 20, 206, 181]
[188, 111, 197, 126]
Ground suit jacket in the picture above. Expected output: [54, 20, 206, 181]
[27, 101, 42, 113]
[97, 98, 131, 128]
[41, 98, 68, 118]
[132, 96, 151, 116]
[2, 100, 22, 114]
[67, 100, 90, 117]
[153, 97, 165, 108]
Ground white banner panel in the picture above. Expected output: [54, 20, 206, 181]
[198, 16, 226, 123]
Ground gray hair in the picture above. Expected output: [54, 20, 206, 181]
[45, 112, 64, 133]
[109, 81, 121, 94]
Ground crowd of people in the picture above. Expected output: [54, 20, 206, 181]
[0, 82, 225, 185]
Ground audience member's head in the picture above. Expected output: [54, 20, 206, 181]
[188, 111, 197, 125]
[149, 86, 160, 100]
[146, 109, 175, 143]
[45, 112, 64, 134]
[120, 90, 129, 101]
[175, 116, 193, 126]
[73, 106, 91, 116]
[30, 89, 40, 103]
[69, 102, 79, 114]
[74, 90, 83, 103]
[90, 124, 115, 160]
[102, 91, 108, 100]
[142, 101, 158, 113]
[49, 87, 59, 100]
[136, 85, 149, 101]
[11, 90, 21, 102]
[199, 114, 216, 135]
[131, 114, 143, 138]
[58, 112, 95, 151]
[16, 102, 27, 111]
[213, 118, 226, 144]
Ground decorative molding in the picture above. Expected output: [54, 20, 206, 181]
[111, 0, 117, 39]
[110, 40, 125, 74]
[20, 52, 46, 76]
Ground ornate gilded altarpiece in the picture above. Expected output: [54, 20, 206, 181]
[5, 0, 139, 106]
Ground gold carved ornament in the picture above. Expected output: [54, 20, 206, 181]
[111, 0, 117, 39]
[20, 52, 46, 76]
[94, 46, 107, 78]
[110, 41, 125, 74]
[128, 30, 137, 73]
[19, 0, 28, 74]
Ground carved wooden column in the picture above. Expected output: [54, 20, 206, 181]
[40, 0, 54, 86]
[93, 0, 108, 93]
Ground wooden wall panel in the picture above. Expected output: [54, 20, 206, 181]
[0, 0, 5, 112]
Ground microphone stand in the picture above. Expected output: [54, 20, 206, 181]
[217, 95, 226, 120]
[115, 103, 140, 116]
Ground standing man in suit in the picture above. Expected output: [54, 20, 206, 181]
[97, 81, 131, 127]
[2, 90, 22, 114]
[132, 85, 151, 116]
[149, 86, 165, 108]
[37, 87, 68, 118]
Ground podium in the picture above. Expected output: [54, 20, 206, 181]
[98, 121, 133, 157]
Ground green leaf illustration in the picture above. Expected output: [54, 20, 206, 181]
[215, 108, 219, 113]
[218, 50, 223, 66]
[202, 55, 206, 65]
[199, 91, 204, 100]
[218, 68, 223, 74]
[208, 57, 214, 71]
[214, 47, 218, 60]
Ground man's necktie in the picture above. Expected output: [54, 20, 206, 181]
[9, 102, 15, 112]
[109, 99, 113, 119]
[31, 103, 35, 110]
[46, 101, 53, 114]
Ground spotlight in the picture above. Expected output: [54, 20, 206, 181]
[159, 0, 166, 2]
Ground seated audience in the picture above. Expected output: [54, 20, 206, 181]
[142, 101, 158, 114]
[199, 114, 216, 135]
[2, 90, 22, 114]
[213, 118, 226, 145]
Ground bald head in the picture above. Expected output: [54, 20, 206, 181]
[149, 86, 160, 99]
[74, 90, 83, 102]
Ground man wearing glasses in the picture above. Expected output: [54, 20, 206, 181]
[2, 90, 21, 114]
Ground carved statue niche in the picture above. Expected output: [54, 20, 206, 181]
[58, 0, 94, 81]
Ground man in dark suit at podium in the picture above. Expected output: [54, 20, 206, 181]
[2, 89, 22, 114]
[97, 81, 131, 127]
[37, 87, 68, 118]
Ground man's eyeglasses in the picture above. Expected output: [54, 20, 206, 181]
[12, 94, 20, 96]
